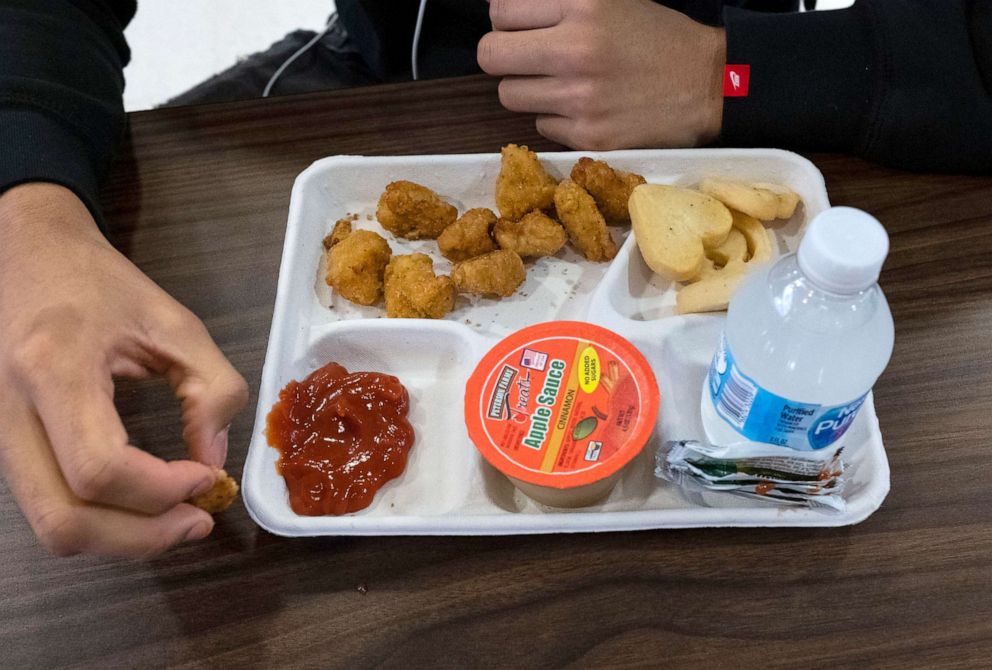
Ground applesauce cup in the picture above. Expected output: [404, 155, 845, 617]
[465, 321, 660, 508]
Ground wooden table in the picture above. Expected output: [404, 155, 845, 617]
[2, 75, 991, 669]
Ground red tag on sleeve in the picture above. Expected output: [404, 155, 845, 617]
[723, 65, 750, 97]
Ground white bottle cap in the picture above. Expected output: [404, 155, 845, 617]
[797, 207, 889, 293]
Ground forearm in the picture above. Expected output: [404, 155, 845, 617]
[0, 1, 136, 230]
[720, 0, 992, 173]
[0, 185, 105, 255]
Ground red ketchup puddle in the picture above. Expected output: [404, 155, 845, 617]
[265, 362, 415, 516]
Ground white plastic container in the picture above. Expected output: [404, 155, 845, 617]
[241, 149, 891, 536]
[701, 207, 894, 456]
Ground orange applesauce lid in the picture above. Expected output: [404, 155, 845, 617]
[465, 321, 660, 490]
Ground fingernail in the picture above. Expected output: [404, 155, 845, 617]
[183, 519, 213, 543]
[190, 473, 216, 498]
[207, 427, 230, 467]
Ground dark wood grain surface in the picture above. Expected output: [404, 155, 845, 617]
[2, 75, 991, 669]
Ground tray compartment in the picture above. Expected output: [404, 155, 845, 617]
[310, 321, 482, 518]
[244, 319, 483, 533]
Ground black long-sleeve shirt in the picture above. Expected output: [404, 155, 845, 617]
[1, 1, 990, 229]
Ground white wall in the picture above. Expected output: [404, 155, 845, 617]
[123, 1, 334, 111]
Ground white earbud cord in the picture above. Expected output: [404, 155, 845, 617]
[263, 14, 339, 98]
[411, 0, 428, 81]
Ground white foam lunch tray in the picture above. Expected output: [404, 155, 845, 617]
[242, 149, 890, 536]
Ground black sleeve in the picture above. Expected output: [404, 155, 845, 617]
[0, 0, 136, 229]
[721, 0, 992, 173]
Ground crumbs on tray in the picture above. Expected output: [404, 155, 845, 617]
[320, 145, 645, 319]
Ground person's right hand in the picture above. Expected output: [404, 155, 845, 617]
[0, 183, 248, 558]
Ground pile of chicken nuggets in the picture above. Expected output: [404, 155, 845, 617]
[323, 144, 645, 319]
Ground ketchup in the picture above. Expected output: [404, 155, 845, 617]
[265, 362, 415, 516]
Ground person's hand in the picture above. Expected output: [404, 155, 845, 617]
[478, 0, 726, 150]
[0, 184, 248, 558]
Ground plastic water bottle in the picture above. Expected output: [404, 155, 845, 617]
[700, 207, 894, 456]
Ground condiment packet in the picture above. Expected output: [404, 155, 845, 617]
[655, 440, 846, 513]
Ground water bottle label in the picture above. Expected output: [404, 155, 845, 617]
[707, 333, 867, 451]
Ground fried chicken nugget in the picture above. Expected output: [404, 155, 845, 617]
[437, 208, 497, 262]
[384, 253, 455, 318]
[323, 218, 352, 250]
[495, 144, 558, 221]
[377, 180, 457, 240]
[189, 469, 239, 514]
[553, 179, 618, 262]
[570, 157, 646, 224]
[494, 210, 567, 258]
[325, 229, 392, 306]
[452, 250, 526, 298]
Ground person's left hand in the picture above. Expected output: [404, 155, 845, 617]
[478, 0, 726, 150]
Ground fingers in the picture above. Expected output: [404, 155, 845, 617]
[536, 113, 627, 151]
[535, 115, 579, 148]
[36, 501, 213, 559]
[498, 76, 571, 115]
[489, 0, 564, 31]
[0, 396, 213, 559]
[535, 114, 611, 151]
[17, 340, 217, 515]
[157, 311, 248, 468]
[478, 28, 560, 77]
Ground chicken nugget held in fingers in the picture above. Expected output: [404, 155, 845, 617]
[384, 253, 456, 319]
[377, 180, 458, 240]
[189, 469, 239, 514]
[554, 179, 618, 262]
[325, 230, 392, 306]
[494, 210, 567, 258]
[438, 208, 498, 262]
[495, 144, 558, 221]
[570, 157, 646, 224]
[452, 250, 526, 298]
